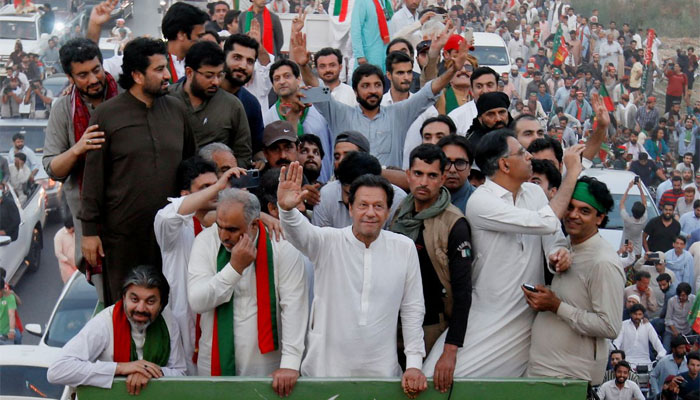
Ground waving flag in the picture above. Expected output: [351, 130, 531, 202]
[328, 0, 355, 47]
[550, 25, 569, 67]
[597, 84, 615, 112]
[689, 294, 700, 334]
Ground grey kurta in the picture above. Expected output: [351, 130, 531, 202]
[526, 233, 625, 385]
[78, 91, 196, 304]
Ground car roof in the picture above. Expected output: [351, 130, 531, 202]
[0, 345, 62, 367]
[473, 32, 507, 47]
[0, 5, 40, 19]
[581, 168, 640, 195]
[0, 118, 48, 127]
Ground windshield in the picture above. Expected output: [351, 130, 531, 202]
[605, 193, 659, 230]
[45, 276, 97, 347]
[0, 124, 46, 154]
[0, 365, 64, 398]
[0, 21, 37, 41]
[471, 45, 510, 66]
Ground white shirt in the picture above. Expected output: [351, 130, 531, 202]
[279, 207, 425, 377]
[597, 378, 645, 400]
[7, 146, 39, 172]
[423, 178, 567, 378]
[448, 100, 478, 136]
[330, 82, 357, 107]
[244, 57, 275, 111]
[379, 91, 438, 169]
[187, 224, 308, 376]
[153, 197, 198, 373]
[47, 305, 186, 388]
[389, 6, 419, 43]
[170, 53, 185, 81]
[612, 319, 667, 367]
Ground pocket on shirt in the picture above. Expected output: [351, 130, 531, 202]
[370, 130, 392, 158]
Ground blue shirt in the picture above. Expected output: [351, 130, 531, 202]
[664, 249, 696, 286]
[234, 87, 264, 154]
[679, 211, 700, 237]
[450, 182, 475, 215]
[649, 354, 687, 396]
[537, 92, 553, 113]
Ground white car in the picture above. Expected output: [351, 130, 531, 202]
[26, 270, 98, 348]
[0, 345, 70, 400]
[0, 5, 43, 78]
[0, 183, 45, 285]
[471, 32, 512, 76]
[581, 168, 659, 249]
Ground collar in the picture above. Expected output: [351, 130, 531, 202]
[483, 177, 523, 201]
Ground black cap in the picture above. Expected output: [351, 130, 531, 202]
[476, 92, 511, 116]
[335, 131, 370, 153]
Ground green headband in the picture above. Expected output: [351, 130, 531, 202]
[572, 181, 606, 213]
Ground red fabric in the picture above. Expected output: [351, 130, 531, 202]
[167, 54, 179, 83]
[193, 217, 203, 236]
[210, 311, 221, 376]
[71, 72, 118, 191]
[575, 101, 582, 121]
[255, 221, 275, 353]
[665, 71, 687, 97]
[248, 7, 275, 55]
[371, 0, 390, 44]
[193, 314, 201, 364]
[112, 300, 132, 363]
[339, 0, 349, 22]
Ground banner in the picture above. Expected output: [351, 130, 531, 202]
[640, 29, 655, 94]
[550, 25, 568, 67]
[327, 0, 355, 47]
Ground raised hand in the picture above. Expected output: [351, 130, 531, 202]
[248, 18, 262, 45]
[277, 162, 308, 211]
[291, 9, 307, 35]
[590, 93, 610, 131]
[451, 36, 471, 72]
[90, 0, 119, 27]
[289, 31, 309, 67]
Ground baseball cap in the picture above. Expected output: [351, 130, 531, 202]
[262, 120, 297, 147]
[444, 34, 465, 52]
[651, 251, 665, 264]
[527, 62, 535, 68]
[335, 131, 370, 153]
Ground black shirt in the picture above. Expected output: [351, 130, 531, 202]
[643, 216, 681, 252]
[629, 160, 658, 186]
[415, 217, 472, 347]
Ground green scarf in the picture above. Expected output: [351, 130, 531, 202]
[276, 99, 309, 136]
[391, 187, 452, 241]
[132, 316, 170, 366]
[444, 86, 460, 115]
[685, 128, 693, 144]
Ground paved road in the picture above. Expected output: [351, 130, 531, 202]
[14, 213, 70, 345]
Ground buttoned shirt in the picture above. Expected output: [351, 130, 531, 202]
[329, 82, 357, 107]
[244, 57, 275, 111]
[7, 146, 39, 172]
[665, 294, 696, 334]
[612, 319, 666, 367]
[448, 100, 478, 136]
[279, 207, 426, 377]
[313, 81, 439, 167]
[664, 249, 695, 286]
[636, 106, 660, 131]
[389, 6, 420, 43]
[597, 379, 645, 400]
[649, 354, 688, 396]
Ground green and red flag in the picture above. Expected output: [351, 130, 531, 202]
[689, 294, 700, 334]
[597, 84, 615, 112]
[550, 25, 569, 67]
[332, 0, 350, 22]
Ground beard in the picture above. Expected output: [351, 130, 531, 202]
[225, 65, 252, 87]
[78, 81, 106, 100]
[662, 213, 673, 221]
[124, 303, 154, 331]
[357, 94, 381, 110]
[615, 376, 626, 385]
[303, 162, 321, 182]
[191, 77, 216, 100]
[143, 78, 168, 98]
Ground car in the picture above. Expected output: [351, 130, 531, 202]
[0, 4, 44, 78]
[0, 118, 63, 213]
[581, 167, 659, 249]
[470, 32, 512, 76]
[77, 0, 134, 20]
[42, 73, 70, 96]
[0, 345, 70, 400]
[26, 270, 98, 348]
[0, 183, 45, 285]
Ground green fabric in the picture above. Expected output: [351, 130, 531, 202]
[275, 100, 309, 136]
[391, 187, 452, 241]
[572, 182, 606, 213]
[263, 231, 279, 349]
[130, 314, 171, 367]
[244, 11, 254, 33]
[216, 245, 236, 375]
[0, 294, 16, 335]
[444, 86, 460, 115]
[684, 128, 693, 144]
[383, 0, 394, 19]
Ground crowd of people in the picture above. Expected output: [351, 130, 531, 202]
[0, 0, 699, 398]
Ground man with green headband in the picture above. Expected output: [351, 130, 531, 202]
[525, 176, 625, 386]
[390, 144, 472, 393]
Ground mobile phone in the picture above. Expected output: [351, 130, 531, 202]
[522, 284, 538, 292]
[648, 253, 660, 261]
[625, 239, 629, 245]
[230, 169, 260, 189]
[634, 176, 639, 184]
[300, 86, 331, 103]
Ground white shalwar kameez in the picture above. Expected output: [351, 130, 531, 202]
[423, 179, 567, 378]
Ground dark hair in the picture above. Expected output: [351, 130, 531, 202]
[161, 2, 209, 41]
[628, 303, 646, 315]
[437, 134, 473, 164]
[314, 47, 343, 65]
[352, 64, 384, 91]
[610, 349, 626, 359]
[475, 128, 515, 177]
[385, 51, 413, 73]
[635, 270, 652, 281]
[121, 265, 170, 310]
[671, 176, 682, 183]
[185, 40, 225, 71]
[336, 152, 382, 185]
[661, 201, 675, 210]
[298, 134, 325, 159]
[528, 137, 563, 165]
[259, 167, 281, 209]
[118, 38, 168, 90]
[614, 360, 631, 373]
[386, 37, 414, 57]
[676, 282, 692, 296]
[11, 133, 24, 142]
[348, 174, 394, 209]
[531, 159, 562, 189]
[59, 38, 103, 76]
[176, 156, 217, 192]
[676, 235, 687, 244]
[559, 115, 569, 123]
[223, 33, 259, 59]
[409, 144, 448, 171]
[687, 351, 700, 363]
[470, 66, 499, 86]
[224, 10, 241, 27]
[421, 115, 457, 136]
[269, 59, 300, 81]
[656, 273, 672, 283]
[203, 30, 222, 44]
[631, 201, 646, 219]
[14, 152, 27, 162]
[63, 216, 74, 229]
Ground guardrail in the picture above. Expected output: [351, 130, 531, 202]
[78, 377, 588, 399]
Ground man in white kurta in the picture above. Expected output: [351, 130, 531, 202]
[423, 130, 582, 378]
[187, 189, 308, 384]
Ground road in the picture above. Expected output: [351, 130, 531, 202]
[13, 213, 69, 345]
